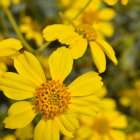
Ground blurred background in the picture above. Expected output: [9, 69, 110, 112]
[0, 0, 140, 139]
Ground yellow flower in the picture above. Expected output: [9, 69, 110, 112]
[1, 124, 33, 140]
[0, 0, 10, 8]
[15, 124, 34, 140]
[37, 55, 51, 79]
[65, 0, 116, 37]
[103, 0, 128, 5]
[97, 86, 107, 98]
[19, 16, 43, 46]
[43, 24, 118, 73]
[127, 132, 140, 140]
[12, 0, 20, 5]
[119, 80, 140, 117]
[64, 98, 127, 140]
[0, 0, 20, 7]
[0, 47, 103, 140]
[0, 38, 22, 57]
[2, 135, 16, 140]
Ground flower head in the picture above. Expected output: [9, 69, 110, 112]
[0, 46, 103, 140]
[43, 24, 118, 73]
[64, 0, 116, 38]
[64, 98, 127, 140]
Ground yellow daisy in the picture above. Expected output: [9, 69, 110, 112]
[2, 135, 16, 140]
[127, 132, 140, 140]
[19, 16, 43, 46]
[0, 47, 103, 140]
[64, 98, 127, 140]
[43, 24, 118, 73]
[0, 38, 22, 57]
[65, 0, 116, 37]
[15, 124, 34, 140]
[0, 0, 20, 7]
[119, 80, 140, 117]
[1, 124, 33, 140]
[103, 0, 128, 5]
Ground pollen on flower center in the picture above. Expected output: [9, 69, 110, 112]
[34, 80, 71, 119]
[93, 118, 110, 134]
[76, 24, 97, 41]
[82, 10, 99, 25]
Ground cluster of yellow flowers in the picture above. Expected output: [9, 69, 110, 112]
[1, 0, 138, 140]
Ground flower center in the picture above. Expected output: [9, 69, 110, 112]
[34, 80, 71, 119]
[76, 24, 97, 41]
[82, 10, 99, 25]
[93, 117, 110, 134]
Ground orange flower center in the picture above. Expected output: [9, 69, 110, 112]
[34, 80, 71, 119]
[76, 24, 97, 41]
[93, 117, 110, 134]
[82, 10, 99, 25]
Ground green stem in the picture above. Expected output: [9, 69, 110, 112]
[37, 41, 51, 52]
[3, 7, 35, 53]
[72, 0, 92, 20]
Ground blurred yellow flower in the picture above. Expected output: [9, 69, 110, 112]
[43, 24, 118, 73]
[0, 0, 20, 7]
[1, 124, 33, 140]
[15, 124, 34, 140]
[65, 0, 116, 38]
[20, 16, 43, 46]
[103, 0, 128, 5]
[0, 47, 103, 140]
[97, 86, 107, 98]
[119, 79, 140, 117]
[2, 135, 16, 140]
[0, 0, 10, 8]
[64, 98, 127, 140]
[0, 38, 22, 57]
[12, 0, 20, 5]
[127, 132, 140, 140]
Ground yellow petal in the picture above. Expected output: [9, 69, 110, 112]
[48, 47, 73, 82]
[34, 119, 60, 140]
[109, 130, 126, 140]
[70, 38, 88, 59]
[98, 22, 114, 37]
[103, 0, 118, 5]
[99, 8, 116, 20]
[58, 113, 79, 133]
[90, 41, 106, 73]
[121, 0, 128, 5]
[69, 104, 100, 116]
[14, 51, 46, 86]
[68, 71, 103, 97]
[0, 72, 35, 100]
[110, 111, 127, 128]
[55, 117, 73, 137]
[96, 39, 118, 65]
[43, 24, 75, 41]
[0, 0, 10, 8]
[4, 101, 36, 129]
[3, 135, 16, 140]
[71, 95, 101, 107]
[101, 98, 116, 111]
[0, 38, 22, 57]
